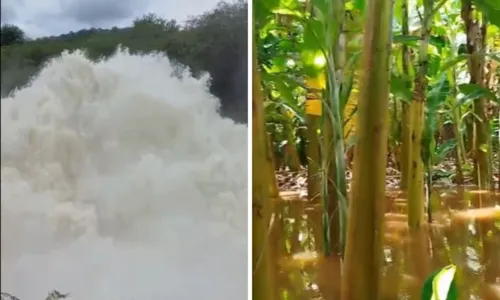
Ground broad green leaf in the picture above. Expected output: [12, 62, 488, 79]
[301, 18, 326, 52]
[254, 0, 279, 20]
[472, 0, 500, 28]
[434, 139, 457, 164]
[340, 51, 361, 112]
[457, 44, 467, 55]
[432, 26, 447, 37]
[428, 73, 450, 110]
[421, 264, 458, 300]
[479, 143, 489, 153]
[489, 23, 500, 34]
[274, 80, 296, 104]
[311, 0, 329, 22]
[440, 54, 468, 72]
[428, 54, 442, 77]
[353, 0, 366, 14]
[458, 83, 499, 105]
[393, 35, 420, 45]
[487, 53, 500, 63]
[423, 74, 449, 167]
[273, 8, 304, 18]
[265, 57, 288, 73]
[299, 18, 327, 78]
[390, 74, 412, 103]
[430, 35, 449, 52]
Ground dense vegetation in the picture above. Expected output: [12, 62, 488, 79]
[0, 0, 248, 122]
[253, 0, 499, 299]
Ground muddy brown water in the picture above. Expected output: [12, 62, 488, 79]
[270, 187, 500, 300]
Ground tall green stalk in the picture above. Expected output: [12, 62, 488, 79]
[252, 38, 275, 300]
[307, 0, 349, 257]
[447, 28, 466, 183]
[461, 0, 492, 190]
[408, 0, 434, 230]
[323, 0, 348, 257]
[324, 0, 347, 257]
[400, 0, 413, 190]
[341, 0, 393, 297]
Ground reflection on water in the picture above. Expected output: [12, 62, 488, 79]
[271, 188, 500, 300]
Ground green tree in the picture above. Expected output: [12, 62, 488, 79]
[1, 24, 26, 46]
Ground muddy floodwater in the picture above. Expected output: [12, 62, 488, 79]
[270, 187, 500, 300]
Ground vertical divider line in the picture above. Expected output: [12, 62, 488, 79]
[246, 0, 254, 299]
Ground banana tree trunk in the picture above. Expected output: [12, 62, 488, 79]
[461, 0, 491, 190]
[252, 40, 275, 300]
[267, 133, 280, 199]
[407, 0, 433, 230]
[400, 0, 412, 190]
[340, 0, 393, 297]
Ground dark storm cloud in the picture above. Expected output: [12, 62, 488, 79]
[1, 0, 223, 37]
[59, 0, 146, 26]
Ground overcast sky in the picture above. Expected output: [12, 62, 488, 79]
[1, 0, 222, 38]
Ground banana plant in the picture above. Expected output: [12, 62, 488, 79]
[421, 72, 452, 221]
[255, 0, 368, 256]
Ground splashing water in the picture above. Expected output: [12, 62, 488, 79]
[0, 50, 248, 299]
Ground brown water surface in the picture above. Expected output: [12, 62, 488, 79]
[270, 187, 500, 300]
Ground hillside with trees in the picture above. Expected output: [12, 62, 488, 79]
[0, 0, 248, 122]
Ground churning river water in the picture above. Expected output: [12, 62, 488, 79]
[1, 49, 248, 299]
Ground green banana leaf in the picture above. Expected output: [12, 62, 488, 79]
[421, 264, 458, 300]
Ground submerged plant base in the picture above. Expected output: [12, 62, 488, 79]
[269, 187, 500, 299]
[484, 284, 500, 299]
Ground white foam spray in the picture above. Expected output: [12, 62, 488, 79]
[0, 49, 248, 300]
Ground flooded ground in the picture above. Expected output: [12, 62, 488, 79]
[270, 187, 500, 300]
